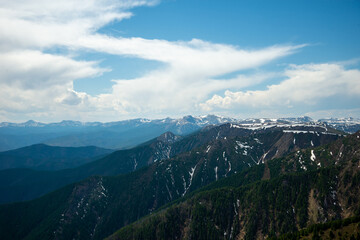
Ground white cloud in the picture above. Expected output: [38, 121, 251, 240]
[0, 0, 156, 50]
[0, 50, 106, 89]
[92, 69, 279, 116]
[201, 63, 360, 111]
[0, 0, 306, 121]
[78, 35, 303, 77]
[1, 0, 357, 122]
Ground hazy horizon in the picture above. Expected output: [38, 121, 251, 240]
[1, 114, 360, 125]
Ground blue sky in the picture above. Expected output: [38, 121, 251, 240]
[0, 0, 359, 122]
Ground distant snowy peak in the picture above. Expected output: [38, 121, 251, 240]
[229, 121, 328, 130]
[280, 116, 314, 123]
[318, 117, 360, 125]
[318, 117, 360, 133]
[0, 120, 46, 128]
[235, 116, 360, 133]
[181, 115, 236, 125]
[1, 116, 359, 133]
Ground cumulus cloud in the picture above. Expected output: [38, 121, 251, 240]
[0, 0, 307, 121]
[0, 0, 157, 50]
[92, 69, 280, 116]
[0, 0, 158, 120]
[0, 0, 357, 122]
[0, 50, 106, 89]
[201, 63, 360, 111]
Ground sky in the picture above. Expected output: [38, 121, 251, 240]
[0, 0, 359, 122]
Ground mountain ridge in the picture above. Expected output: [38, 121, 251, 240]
[107, 130, 360, 240]
[0, 124, 350, 240]
[0, 144, 113, 171]
[0, 115, 358, 152]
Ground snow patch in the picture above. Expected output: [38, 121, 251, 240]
[206, 145, 211, 153]
[310, 150, 316, 161]
[182, 165, 197, 196]
[133, 158, 138, 170]
[261, 150, 270, 163]
[254, 138, 263, 144]
[225, 161, 232, 177]
[230, 123, 242, 129]
[283, 130, 309, 134]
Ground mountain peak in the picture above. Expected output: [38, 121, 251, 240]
[156, 131, 180, 144]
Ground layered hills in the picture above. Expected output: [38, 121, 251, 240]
[0, 122, 351, 240]
[0, 115, 234, 151]
[0, 122, 341, 203]
[0, 144, 113, 171]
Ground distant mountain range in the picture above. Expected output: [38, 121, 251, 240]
[0, 115, 233, 151]
[0, 115, 359, 152]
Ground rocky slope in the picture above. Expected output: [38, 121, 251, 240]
[107, 131, 360, 240]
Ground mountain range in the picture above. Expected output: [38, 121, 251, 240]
[0, 115, 359, 152]
[0, 115, 233, 151]
[0, 121, 355, 240]
[0, 121, 342, 204]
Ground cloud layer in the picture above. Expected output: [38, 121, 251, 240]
[201, 63, 360, 111]
[0, 0, 359, 122]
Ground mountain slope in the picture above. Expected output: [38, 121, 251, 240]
[0, 132, 181, 203]
[0, 124, 344, 239]
[107, 131, 360, 240]
[0, 123, 341, 204]
[274, 216, 360, 240]
[0, 144, 113, 171]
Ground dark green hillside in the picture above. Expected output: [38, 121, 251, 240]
[108, 131, 360, 240]
[274, 216, 360, 240]
[0, 132, 178, 203]
[0, 144, 113, 171]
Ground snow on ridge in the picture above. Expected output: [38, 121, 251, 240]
[236, 141, 253, 149]
[283, 130, 309, 134]
[254, 138, 263, 144]
[182, 165, 197, 196]
[206, 145, 211, 153]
